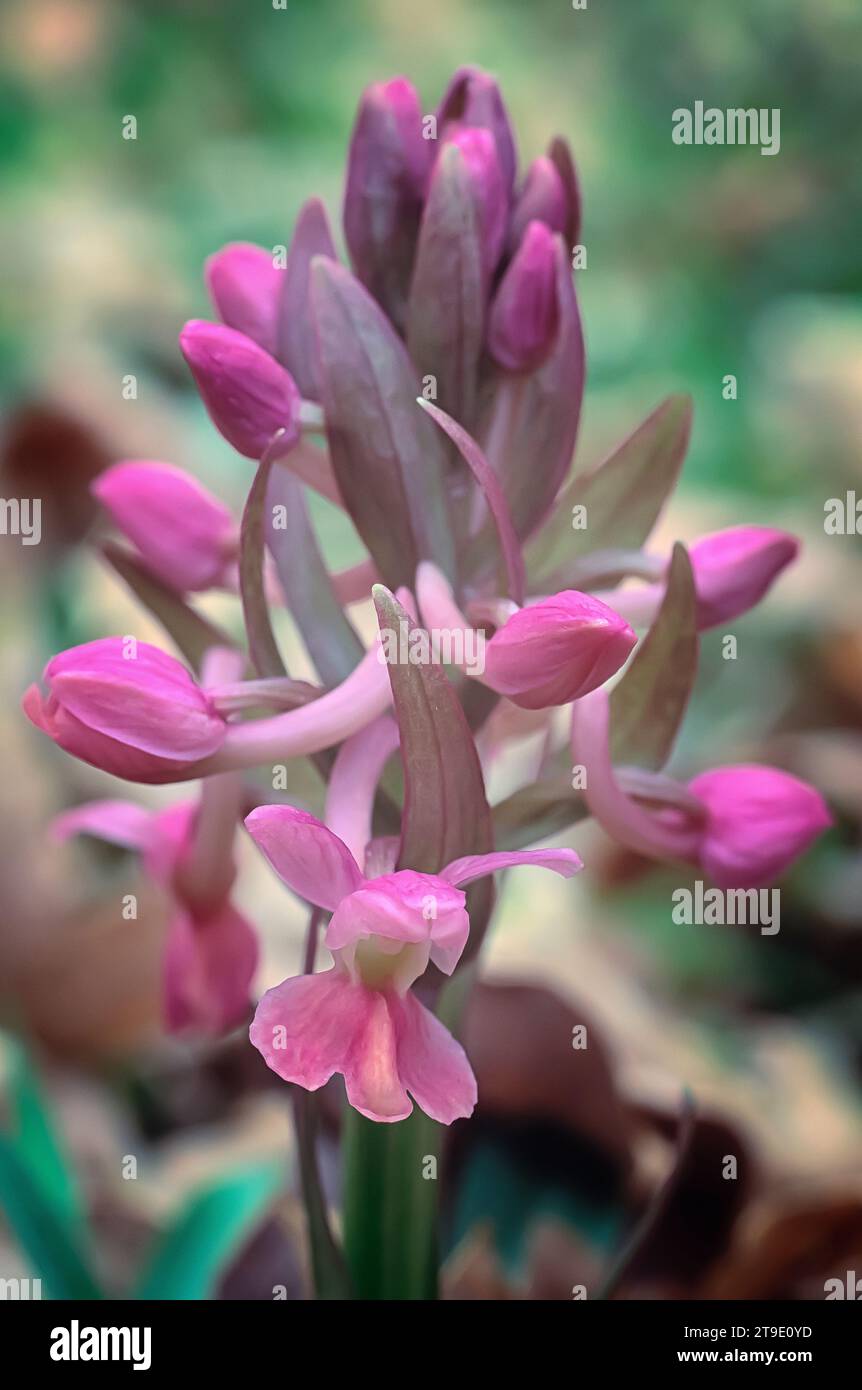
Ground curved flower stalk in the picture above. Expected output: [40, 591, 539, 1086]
[416, 561, 636, 709]
[52, 651, 256, 1033]
[23, 634, 395, 784]
[246, 801, 581, 1123]
[571, 687, 831, 888]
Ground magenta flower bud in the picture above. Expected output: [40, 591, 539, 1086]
[437, 66, 517, 192]
[484, 591, 637, 710]
[92, 461, 235, 592]
[445, 127, 507, 277]
[204, 242, 282, 357]
[23, 638, 227, 781]
[343, 77, 430, 329]
[508, 155, 568, 251]
[488, 221, 560, 372]
[179, 320, 301, 460]
[688, 526, 800, 629]
[688, 766, 832, 889]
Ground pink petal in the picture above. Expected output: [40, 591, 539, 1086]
[326, 869, 466, 955]
[164, 901, 258, 1035]
[205, 242, 282, 356]
[688, 526, 799, 629]
[244, 805, 363, 911]
[391, 990, 477, 1125]
[484, 592, 636, 710]
[44, 638, 226, 760]
[250, 968, 410, 1121]
[441, 846, 583, 887]
[51, 799, 156, 851]
[92, 461, 235, 593]
[689, 764, 832, 888]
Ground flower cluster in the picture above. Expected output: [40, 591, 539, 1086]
[24, 66, 830, 1122]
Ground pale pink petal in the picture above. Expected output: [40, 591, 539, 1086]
[392, 990, 477, 1125]
[342, 990, 412, 1123]
[250, 967, 372, 1093]
[164, 901, 257, 1035]
[689, 764, 832, 888]
[244, 805, 363, 910]
[51, 800, 156, 851]
[326, 869, 466, 952]
[441, 846, 583, 886]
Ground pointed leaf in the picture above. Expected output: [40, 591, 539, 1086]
[0, 1137, 103, 1299]
[101, 543, 234, 675]
[530, 394, 692, 590]
[276, 198, 337, 397]
[406, 143, 485, 431]
[239, 451, 287, 679]
[311, 259, 455, 590]
[609, 542, 698, 770]
[134, 1164, 281, 1301]
[266, 466, 364, 687]
[8, 1043, 81, 1230]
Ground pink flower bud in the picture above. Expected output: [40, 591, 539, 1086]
[488, 221, 560, 372]
[484, 591, 637, 709]
[688, 526, 799, 629]
[508, 155, 568, 250]
[688, 765, 832, 888]
[445, 127, 507, 277]
[343, 77, 430, 328]
[23, 638, 227, 781]
[179, 320, 301, 460]
[437, 66, 517, 192]
[92, 461, 235, 592]
[204, 242, 282, 356]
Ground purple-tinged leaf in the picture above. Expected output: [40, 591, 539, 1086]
[492, 773, 587, 851]
[101, 542, 235, 676]
[311, 258, 455, 590]
[239, 442, 287, 679]
[406, 143, 487, 433]
[609, 543, 698, 771]
[528, 394, 693, 592]
[373, 585, 493, 959]
[276, 198, 337, 398]
[471, 235, 584, 572]
[343, 78, 429, 333]
[547, 136, 582, 249]
[417, 398, 525, 603]
[265, 466, 363, 687]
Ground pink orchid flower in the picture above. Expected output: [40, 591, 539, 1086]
[416, 561, 636, 710]
[571, 687, 831, 889]
[246, 799, 581, 1124]
[53, 788, 255, 1035]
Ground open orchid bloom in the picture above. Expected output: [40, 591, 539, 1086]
[53, 791, 255, 1035]
[571, 688, 832, 889]
[246, 800, 582, 1123]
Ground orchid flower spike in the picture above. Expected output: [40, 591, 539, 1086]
[571, 687, 831, 888]
[416, 561, 636, 710]
[246, 803, 581, 1124]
